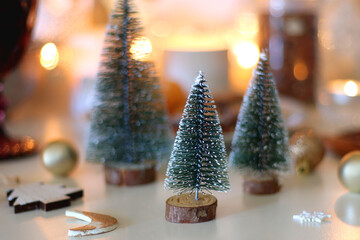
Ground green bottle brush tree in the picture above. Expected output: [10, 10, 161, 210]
[87, 0, 171, 186]
[164, 72, 229, 223]
[229, 52, 289, 195]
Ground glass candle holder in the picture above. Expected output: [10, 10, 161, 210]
[317, 0, 360, 134]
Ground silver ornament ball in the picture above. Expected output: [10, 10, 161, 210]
[42, 140, 78, 176]
[338, 151, 360, 193]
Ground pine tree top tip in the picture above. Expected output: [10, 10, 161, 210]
[259, 52, 268, 62]
[195, 71, 205, 83]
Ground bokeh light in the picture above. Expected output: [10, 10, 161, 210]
[130, 37, 152, 61]
[233, 41, 260, 69]
[293, 61, 308, 81]
[40, 42, 59, 70]
[344, 80, 358, 97]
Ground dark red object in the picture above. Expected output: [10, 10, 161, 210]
[259, 12, 317, 103]
[322, 131, 360, 157]
[0, 0, 38, 159]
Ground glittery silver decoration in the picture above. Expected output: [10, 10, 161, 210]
[164, 72, 230, 200]
[86, 0, 171, 167]
[229, 52, 289, 173]
[293, 211, 331, 223]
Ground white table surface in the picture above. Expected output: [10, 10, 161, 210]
[0, 116, 360, 240]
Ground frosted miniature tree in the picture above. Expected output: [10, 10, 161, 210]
[86, 0, 171, 185]
[229, 52, 289, 194]
[165, 72, 230, 201]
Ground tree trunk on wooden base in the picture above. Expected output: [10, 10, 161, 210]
[104, 164, 155, 186]
[243, 174, 280, 195]
[165, 193, 217, 223]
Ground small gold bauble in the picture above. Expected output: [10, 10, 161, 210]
[290, 129, 325, 176]
[338, 151, 360, 192]
[41, 140, 78, 176]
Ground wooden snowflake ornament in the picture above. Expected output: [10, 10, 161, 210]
[7, 182, 83, 213]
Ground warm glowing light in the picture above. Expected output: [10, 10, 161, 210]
[164, 34, 227, 51]
[344, 80, 358, 97]
[233, 42, 260, 69]
[330, 79, 360, 98]
[130, 36, 152, 61]
[293, 61, 308, 81]
[236, 13, 259, 36]
[24, 137, 35, 151]
[40, 42, 59, 70]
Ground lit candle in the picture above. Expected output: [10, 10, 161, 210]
[328, 79, 360, 105]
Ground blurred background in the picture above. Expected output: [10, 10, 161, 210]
[3, 0, 360, 156]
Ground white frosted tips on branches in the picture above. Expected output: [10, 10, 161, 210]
[196, 71, 205, 84]
[165, 71, 229, 196]
[259, 51, 268, 62]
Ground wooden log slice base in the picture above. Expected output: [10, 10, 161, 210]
[165, 193, 217, 223]
[104, 164, 155, 186]
[243, 176, 281, 195]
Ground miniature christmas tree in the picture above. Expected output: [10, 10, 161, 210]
[164, 72, 229, 223]
[86, 0, 171, 186]
[229, 52, 289, 195]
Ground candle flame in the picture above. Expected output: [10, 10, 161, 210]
[40, 42, 59, 70]
[344, 80, 358, 97]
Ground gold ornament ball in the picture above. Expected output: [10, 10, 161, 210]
[42, 140, 78, 176]
[290, 129, 325, 176]
[338, 151, 360, 192]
